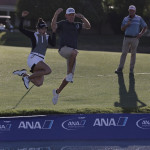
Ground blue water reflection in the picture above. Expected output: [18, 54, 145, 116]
[1, 140, 150, 150]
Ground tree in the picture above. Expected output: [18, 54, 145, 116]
[16, 0, 150, 34]
[16, 0, 105, 32]
[16, 0, 64, 28]
[105, 0, 150, 34]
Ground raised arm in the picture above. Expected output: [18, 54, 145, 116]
[19, 11, 29, 31]
[19, 11, 34, 37]
[75, 13, 91, 29]
[51, 8, 63, 32]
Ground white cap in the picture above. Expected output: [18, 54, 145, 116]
[66, 8, 75, 14]
[129, 5, 136, 10]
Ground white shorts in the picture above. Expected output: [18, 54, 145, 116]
[27, 52, 45, 69]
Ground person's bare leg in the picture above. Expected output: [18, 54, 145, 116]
[68, 50, 78, 74]
[52, 50, 78, 104]
[23, 61, 51, 87]
[30, 75, 44, 87]
[29, 61, 51, 80]
[56, 79, 69, 94]
[23, 71, 44, 87]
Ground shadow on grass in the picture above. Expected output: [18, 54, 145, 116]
[114, 73, 146, 112]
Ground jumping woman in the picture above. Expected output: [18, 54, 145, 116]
[13, 11, 56, 89]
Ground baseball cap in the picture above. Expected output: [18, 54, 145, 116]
[36, 18, 48, 29]
[129, 5, 136, 10]
[66, 8, 75, 14]
[38, 22, 48, 29]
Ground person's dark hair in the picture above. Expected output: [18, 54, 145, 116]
[36, 18, 48, 29]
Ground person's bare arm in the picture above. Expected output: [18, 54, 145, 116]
[51, 8, 63, 32]
[137, 26, 147, 39]
[75, 13, 91, 29]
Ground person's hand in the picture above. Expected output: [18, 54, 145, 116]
[75, 13, 84, 19]
[137, 33, 142, 39]
[55, 8, 63, 15]
[127, 21, 131, 25]
[22, 11, 29, 17]
[126, 18, 132, 26]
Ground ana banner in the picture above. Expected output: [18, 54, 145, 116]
[0, 114, 150, 141]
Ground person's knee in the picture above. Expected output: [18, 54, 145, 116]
[122, 51, 128, 56]
[131, 52, 136, 56]
[45, 67, 52, 75]
[131, 50, 136, 56]
[47, 67, 52, 74]
[35, 81, 43, 87]
[71, 50, 78, 58]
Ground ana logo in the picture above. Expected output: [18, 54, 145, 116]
[0, 121, 11, 131]
[62, 117, 86, 130]
[136, 118, 150, 129]
[76, 24, 79, 29]
[18, 120, 54, 130]
[93, 117, 128, 127]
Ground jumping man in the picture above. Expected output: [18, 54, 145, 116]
[51, 8, 91, 105]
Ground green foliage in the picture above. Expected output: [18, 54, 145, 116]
[16, 0, 61, 27]
[15, 0, 150, 33]
[105, 0, 150, 34]
[111, 0, 147, 15]
[16, 0, 104, 31]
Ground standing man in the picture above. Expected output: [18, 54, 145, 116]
[51, 7, 91, 105]
[115, 5, 147, 74]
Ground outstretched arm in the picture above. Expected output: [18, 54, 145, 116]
[75, 13, 91, 29]
[51, 8, 63, 32]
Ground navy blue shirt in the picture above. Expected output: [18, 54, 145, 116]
[57, 20, 82, 49]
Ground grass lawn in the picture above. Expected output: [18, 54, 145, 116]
[0, 45, 150, 116]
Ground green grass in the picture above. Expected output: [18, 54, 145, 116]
[0, 31, 31, 47]
[0, 45, 150, 116]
